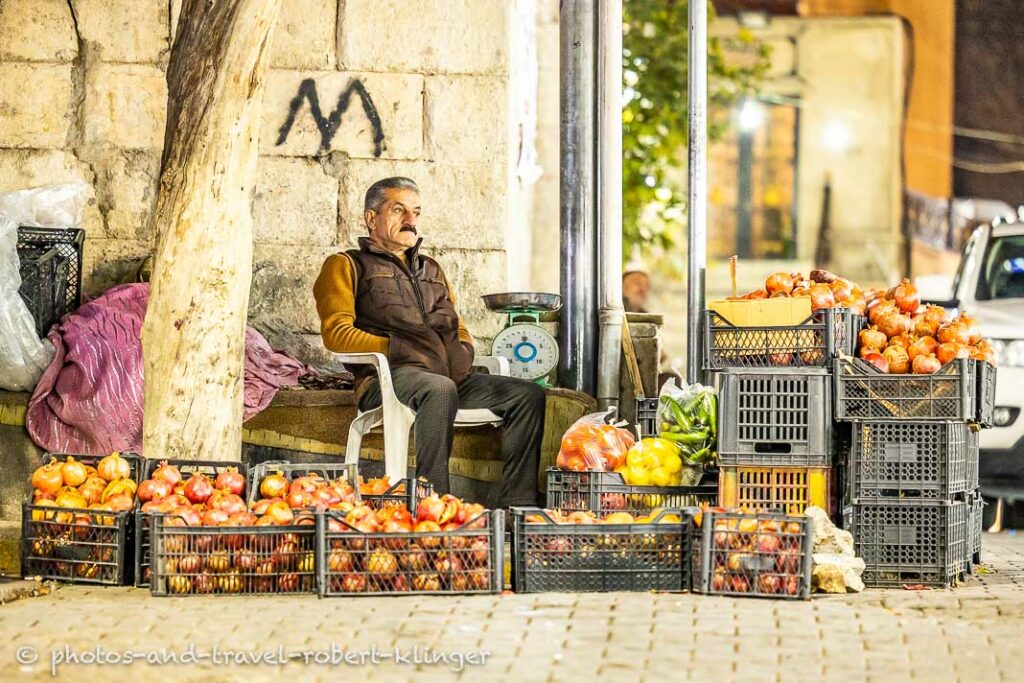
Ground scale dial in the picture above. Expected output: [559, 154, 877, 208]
[491, 323, 559, 381]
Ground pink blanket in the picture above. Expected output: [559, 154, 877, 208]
[26, 283, 307, 454]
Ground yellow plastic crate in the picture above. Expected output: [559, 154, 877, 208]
[718, 466, 832, 516]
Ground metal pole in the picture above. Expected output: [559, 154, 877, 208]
[686, 0, 708, 384]
[595, 0, 624, 411]
[558, 0, 598, 395]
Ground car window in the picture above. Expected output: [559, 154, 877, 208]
[976, 234, 1024, 301]
[952, 230, 979, 297]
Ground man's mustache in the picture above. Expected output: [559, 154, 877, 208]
[399, 225, 417, 233]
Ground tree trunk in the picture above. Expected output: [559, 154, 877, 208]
[141, 0, 281, 460]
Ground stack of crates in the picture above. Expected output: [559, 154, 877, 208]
[835, 358, 994, 587]
[704, 306, 861, 515]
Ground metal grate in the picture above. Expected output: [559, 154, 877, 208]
[851, 500, 969, 587]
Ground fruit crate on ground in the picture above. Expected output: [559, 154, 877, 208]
[849, 421, 979, 500]
[16, 226, 85, 335]
[833, 357, 980, 422]
[134, 459, 250, 588]
[969, 491, 983, 565]
[718, 367, 832, 467]
[545, 468, 717, 517]
[21, 453, 143, 586]
[317, 509, 504, 596]
[694, 509, 813, 600]
[245, 461, 360, 508]
[703, 308, 861, 370]
[150, 512, 318, 596]
[719, 465, 832, 516]
[511, 507, 693, 593]
[850, 499, 970, 588]
[361, 478, 434, 511]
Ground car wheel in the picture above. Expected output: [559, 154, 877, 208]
[982, 496, 1002, 532]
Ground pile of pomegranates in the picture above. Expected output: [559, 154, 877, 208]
[857, 278, 994, 374]
[323, 493, 493, 594]
[729, 269, 869, 314]
[251, 469, 357, 512]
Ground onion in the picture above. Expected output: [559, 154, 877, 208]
[937, 321, 970, 346]
[912, 354, 941, 374]
[883, 345, 911, 374]
[862, 352, 890, 373]
[260, 473, 289, 500]
[56, 488, 88, 510]
[859, 327, 887, 352]
[808, 284, 835, 311]
[877, 312, 911, 339]
[765, 272, 794, 296]
[31, 458, 64, 496]
[937, 342, 969, 365]
[97, 453, 131, 482]
[152, 461, 182, 486]
[183, 473, 214, 505]
[892, 278, 920, 314]
[907, 336, 938, 360]
[60, 457, 88, 487]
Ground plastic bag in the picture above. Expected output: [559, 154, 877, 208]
[0, 182, 87, 391]
[656, 378, 718, 466]
[556, 410, 635, 472]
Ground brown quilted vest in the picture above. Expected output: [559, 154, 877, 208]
[346, 237, 473, 392]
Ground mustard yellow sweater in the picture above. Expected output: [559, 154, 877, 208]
[313, 253, 473, 355]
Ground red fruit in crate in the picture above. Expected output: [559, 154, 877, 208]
[756, 534, 781, 554]
[730, 574, 750, 593]
[601, 493, 626, 511]
[757, 573, 781, 595]
[215, 468, 246, 496]
[785, 575, 800, 596]
[711, 570, 727, 592]
[183, 473, 214, 505]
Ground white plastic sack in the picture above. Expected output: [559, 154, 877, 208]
[0, 182, 88, 391]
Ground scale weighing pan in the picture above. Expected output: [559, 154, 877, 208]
[482, 292, 562, 313]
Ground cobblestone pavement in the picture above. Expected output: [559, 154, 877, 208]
[2, 532, 1023, 683]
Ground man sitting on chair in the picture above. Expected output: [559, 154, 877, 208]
[313, 177, 545, 507]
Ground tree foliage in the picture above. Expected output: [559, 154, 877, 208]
[623, 0, 770, 266]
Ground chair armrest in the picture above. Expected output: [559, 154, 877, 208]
[473, 355, 511, 377]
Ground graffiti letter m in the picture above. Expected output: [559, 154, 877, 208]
[276, 78, 385, 157]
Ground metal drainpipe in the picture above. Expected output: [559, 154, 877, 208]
[595, 0, 624, 411]
[686, 0, 709, 384]
[558, 0, 598, 395]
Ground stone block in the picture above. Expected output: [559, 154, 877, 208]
[84, 64, 167, 150]
[90, 151, 160, 241]
[425, 75, 508, 164]
[250, 244, 338, 336]
[262, 70, 423, 160]
[336, 159, 506, 250]
[81, 238, 153, 296]
[0, 0, 78, 62]
[73, 0, 169, 63]
[429, 248, 507, 342]
[338, 0, 507, 75]
[0, 63, 74, 149]
[254, 157, 338, 246]
[0, 149, 104, 236]
[271, 0, 337, 69]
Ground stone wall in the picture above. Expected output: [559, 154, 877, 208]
[0, 0, 522, 365]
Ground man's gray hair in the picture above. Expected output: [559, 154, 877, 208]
[364, 177, 419, 212]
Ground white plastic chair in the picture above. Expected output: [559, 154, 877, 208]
[338, 352, 511, 482]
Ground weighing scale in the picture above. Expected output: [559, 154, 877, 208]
[482, 292, 562, 383]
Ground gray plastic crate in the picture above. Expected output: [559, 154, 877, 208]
[834, 357, 978, 422]
[849, 421, 975, 500]
[718, 368, 832, 467]
[969, 491, 983, 566]
[976, 361, 996, 427]
[851, 499, 970, 588]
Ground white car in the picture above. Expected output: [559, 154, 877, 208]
[919, 220, 1024, 528]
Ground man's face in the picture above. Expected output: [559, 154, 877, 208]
[365, 188, 421, 253]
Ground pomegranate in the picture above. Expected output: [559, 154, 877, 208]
[137, 478, 172, 503]
[808, 284, 835, 311]
[883, 345, 911, 374]
[892, 278, 920, 314]
[183, 473, 214, 505]
[259, 473, 288, 500]
[877, 312, 911, 339]
[151, 461, 182, 487]
[765, 272, 794, 296]
[937, 321, 970, 346]
[859, 326, 887, 352]
[912, 354, 942, 374]
[958, 312, 982, 345]
[97, 453, 132, 482]
[907, 335, 938, 361]
[215, 468, 245, 496]
[937, 342, 969, 365]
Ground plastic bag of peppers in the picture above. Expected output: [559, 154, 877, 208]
[657, 379, 717, 466]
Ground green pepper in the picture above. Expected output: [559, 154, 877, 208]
[686, 447, 710, 464]
[683, 393, 704, 417]
[668, 400, 692, 432]
[660, 429, 709, 446]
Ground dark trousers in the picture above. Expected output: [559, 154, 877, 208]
[359, 368, 546, 507]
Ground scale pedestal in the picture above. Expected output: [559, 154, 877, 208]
[482, 292, 562, 384]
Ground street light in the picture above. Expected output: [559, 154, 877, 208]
[737, 99, 765, 133]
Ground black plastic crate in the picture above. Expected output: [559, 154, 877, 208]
[834, 357, 979, 422]
[850, 499, 969, 587]
[976, 361, 996, 428]
[246, 461, 359, 508]
[511, 507, 692, 593]
[849, 421, 976, 500]
[718, 367, 832, 466]
[20, 452, 142, 585]
[545, 468, 717, 516]
[704, 307, 861, 370]
[318, 509, 503, 596]
[694, 509, 813, 599]
[16, 226, 84, 332]
[149, 512, 318, 596]
[134, 459, 250, 588]
[635, 397, 659, 438]
[362, 478, 434, 511]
